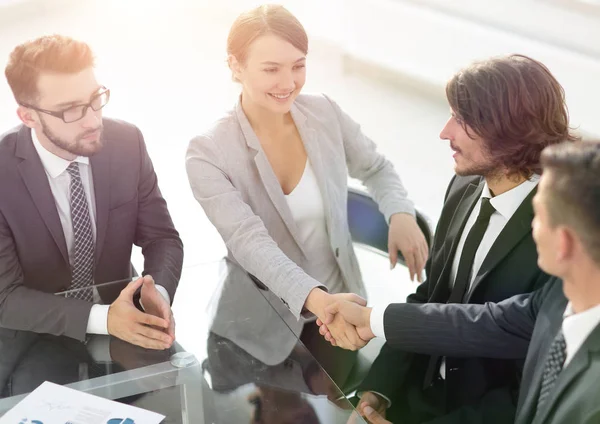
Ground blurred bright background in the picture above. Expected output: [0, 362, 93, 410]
[1, 0, 599, 306]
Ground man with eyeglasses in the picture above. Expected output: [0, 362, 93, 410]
[0, 35, 183, 358]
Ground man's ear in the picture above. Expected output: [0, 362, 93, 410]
[17, 105, 37, 128]
[556, 227, 575, 262]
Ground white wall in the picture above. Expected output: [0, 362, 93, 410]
[3, 0, 598, 137]
[269, 0, 600, 137]
[340, 0, 600, 137]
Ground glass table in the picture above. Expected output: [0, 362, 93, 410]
[0, 259, 366, 423]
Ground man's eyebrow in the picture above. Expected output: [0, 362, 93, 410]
[53, 86, 103, 108]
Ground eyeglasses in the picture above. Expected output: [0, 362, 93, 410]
[20, 87, 110, 123]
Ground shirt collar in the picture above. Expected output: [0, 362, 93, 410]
[562, 301, 600, 361]
[31, 129, 89, 179]
[563, 303, 575, 319]
[481, 175, 539, 220]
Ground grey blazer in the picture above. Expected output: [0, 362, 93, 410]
[186, 93, 414, 362]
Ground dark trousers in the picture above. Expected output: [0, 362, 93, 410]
[6, 334, 104, 397]
[386, 370, 517, 424]
[387, 374, 446, 424]
[3, 333, 175, 398]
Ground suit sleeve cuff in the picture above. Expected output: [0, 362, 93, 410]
[370, 303, 389, 340]
[289, 281, 326, 320]
[86, 304, 110, 335]
[383, 201, 416, 224]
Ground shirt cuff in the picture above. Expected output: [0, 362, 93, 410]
[370, 303, 389, 340]
[86, 304, 110, 335]
[139, 284, 171, 310]
[155, 285, 171, 304]
[356, 391, 392, 408]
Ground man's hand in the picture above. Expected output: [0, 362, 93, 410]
[317, 300, 374, 348]
[107, 276, 174, 350]
[305, 290, 368, 351]
[389, 213, 428, 282]
[346, 393, 389, 424]
[362, 403, 392, 424]
[326, 309, 367, 351]
[357, 392, 388, 422]
[140, 275, 175, 339]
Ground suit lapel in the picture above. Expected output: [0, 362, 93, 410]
[518, 329, 559, 424]
[235, 101, 307, 257]
[534, 326, 600, 424]
[16, 126, 69, 264]
[90, 140, 110, 264]
[429, 180, 483, 302]
[466, 186, 537, 300]
[290, 104, 334, 236]
[443, 179, 483, 259]
[515, 280, 566, 424]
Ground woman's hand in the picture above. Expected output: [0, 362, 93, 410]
[305, 289, 368, 350]
[388, 213, 429, 282]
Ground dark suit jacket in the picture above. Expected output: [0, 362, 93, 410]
[359, 175, 550, 423]
[383, 278, 600, 424]
[0, 119, 183, 342]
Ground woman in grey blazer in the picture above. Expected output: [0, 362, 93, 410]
[186, 4, 428, 384]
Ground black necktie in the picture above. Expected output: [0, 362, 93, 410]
[423, 197, 496, 388]
[65, 162, 95, 302]
[449, 197, 496, 303]
[536, 329, 567, 414]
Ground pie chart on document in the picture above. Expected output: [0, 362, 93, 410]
[107, 419, 135, 424]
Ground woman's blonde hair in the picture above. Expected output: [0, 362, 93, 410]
[227, 4, 308, 78]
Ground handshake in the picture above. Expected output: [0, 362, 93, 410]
[306, 289, 376, 351]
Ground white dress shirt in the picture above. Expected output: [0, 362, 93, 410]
[285, 160, 345, 295]
[31, 130, 169, 336]
[562, 302, 600, 367]
[370, 176, 540, 343]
